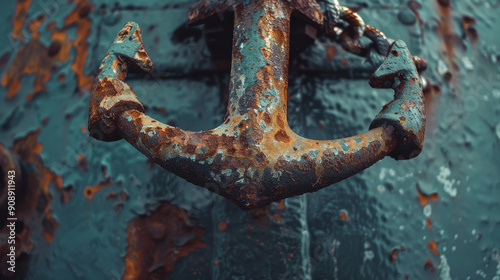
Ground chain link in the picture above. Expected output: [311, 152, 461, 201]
[321, 2, 427, 73]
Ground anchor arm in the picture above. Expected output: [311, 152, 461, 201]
[368, 40, 426, 159]
[88, 22, 153, 142]
[114, 108, 397, 209]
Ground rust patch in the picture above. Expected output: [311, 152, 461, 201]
[326, 45, 337, 61]
[269, 213, 282, 223]
[276, 199, 285, 210]
[399, 100, 416, 111]
[390, 248, 399, 262]
[416, 184, 438, 205]
[262, 112, 272, 125]
[65, 0, 95, 92]
[76, 154, 88, 171]
[1, 38, 53, 100]
[42, 213, 59, 242]
[12, 0, 33, 41]
[435, 0, 460, 88]
[427, 241, 439, 255]
[185, 143, 197, 154]
[424, 259, 434, 270]
[84, 178, 113, 199]
[2, 129, 69, 246]
[276, 114, 285, 128]
[58, 73, 66, 83]
[461, 16, 478, 43]
[218, 220, 227, 232]
[123, 203, 205, 279]
[118, 25, 131, 40]
[2, 0, 95, 99]
[274, 129, 290, 143]
[339, 210, 349, 221]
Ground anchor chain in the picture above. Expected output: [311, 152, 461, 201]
[322, 0, 428, 73]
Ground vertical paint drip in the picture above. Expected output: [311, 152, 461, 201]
[211, 199, 223, 279]
[286, 196, 312, 280]
[300, 195, 312, 280]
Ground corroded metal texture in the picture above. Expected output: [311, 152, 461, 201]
[323, 4, 428, 74]
[369, 40, 426, 159]
[0, 131, 71, 278]
[2, 0, 500, 279]
[88, 0, 425, 210]
[187, 0, 323, 26]
[123, 203, 206, 279]
[88, 22, 152, 142]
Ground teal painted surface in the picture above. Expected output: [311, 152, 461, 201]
[0, 0, 499, 280]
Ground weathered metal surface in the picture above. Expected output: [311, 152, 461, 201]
[122, 203, 206, 279]
[0, 131, 70, 278]
[323, 3, 428, 74]
[88, 0, 425, 210]
[369, 40, 426, 159]
[88, 22, 152, 142]
[1, 0, 499, 279]
[187, 0, 323, 26]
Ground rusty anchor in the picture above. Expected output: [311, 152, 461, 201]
[88, 0, 426, 209]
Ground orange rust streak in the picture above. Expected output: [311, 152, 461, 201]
[12, 0, 33, 41]
[269, 213, 282, 223]
[339, 211, 349, 221]
[416, 184, 438, 205]
[42, 213, 59, 242]
[84, 178, 113, 199]
[64, 1, 95, 92]
[276, 199, 286, 210]
[50, 29, 72, 62]
[390, 249, 399, 262]
[58, 73, 66, 83]
[218, 220, 227, 232]
[426, 218, 432, 228]
[423, 86, 437, 134]
[425, 259, 434, 269]
[326, 46, 337, 61]
[11, 128, 42, 163]
[409, 2, 425, 40]
[2, 35, 51, 100]
[27, 14, 46, 40]
[428, 241, 439, 255]
[34, 142, 43, 153]
[43, 231, 53, 241]
[435, 0, 459, 90]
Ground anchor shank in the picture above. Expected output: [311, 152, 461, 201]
[228, 0, 291, 117]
